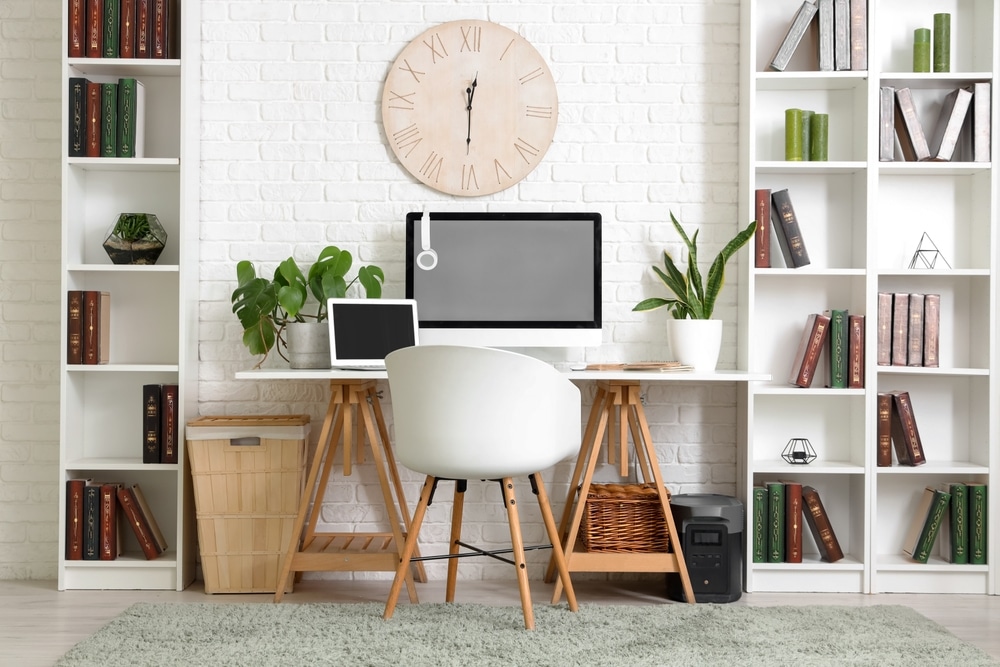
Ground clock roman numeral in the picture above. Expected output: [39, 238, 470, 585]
[462, 164, 479, 192]
[423, 33, 449, 63]
[519, 68, 544, 84]
[397, 59, 425, 84]
[514, 137, 540, 164]
[386, 90, 415, 111]
[392, 124, 422, 157]
[499, 39, 515, 62]
[460, 25, 482, 52]
[494, 158, 511, 184]
[421, 151, 444, 182]
[525, 105, 552, 119]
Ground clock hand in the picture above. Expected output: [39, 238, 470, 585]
[465, 74, 478, 155]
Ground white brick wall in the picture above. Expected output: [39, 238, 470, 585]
[1, 0, 744, 581]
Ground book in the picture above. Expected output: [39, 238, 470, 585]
[769, 1, 818, 72]
[878, 86, 895, 161]
[65, 479, 86, 560]
[766, 481, 785, 563]
[968, 82, 991, 163]
[159, 384, 178, 464]
[130, 483, 168, 552]
[848, 0, 867, 70]
[906, 293, 924, 367]
[136, 0, 152, 58]
[802, 486, 844, 562]
[116, 77, 145, 158]
[99, 482, 119, 560]
[826, 308, 848, 388]
[789, 312, 830, 388]
[142, 384, 161, 464]
[752, 486, 767, 563]
[876, 393, 893, 467]
[769, 189, 810, 268]
[922, 294, 940, 367]
[903, 486, 950, 563]
[938, 482, 968, 564]
[151, 0, 175, 59]
[67, 290, 84, 364]
[927, 88, 973, 162]
[69, 0, 86, 57]
[832, 0, 850, 71]
[68, 78, 88, 158]
[82, 291, 111, 365]
[82, 483, 101, 560]
[102, 0, 120, 58]
[893, 88, 931, 162]
[816, 0, 834, 72]
[85, 81, 102, 158]
[86, 0, 103, 58]
[890, 292, 908, 366]
[847, 314, 864, 388]
[754, 188, 771, 268]
[120, 0, 137, 58]
[889, 390, 926, 466]
[876, 292, 892, 365]
[100, 82, 118, 158]
[968, 483, 987, 564]
[784, 481, 803, 563]
[116, 485, 162, 560]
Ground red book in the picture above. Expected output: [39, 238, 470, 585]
[85, 0, 103, 58]
[135, 0, 151, 58]
[754, 188, 771, 268]
[67, 290, 84, 364]
[151, 0, 171, 59]
[120, 0, 137, 58]
[65, 479, 86, 560]
[69, 0, 86, 57]
[99, 483, 119, 560]
[85, 81, 102, 157]
[890, 390, 926, 466]
[159, 384, 178, 464]
[847, 314, 865, 388]
[784, 481, 803, 563]
[802, 486, 844, 562]
[788, 313, 831, 388]
[116, 485, 161, 560]
[876, 393, 892, 467]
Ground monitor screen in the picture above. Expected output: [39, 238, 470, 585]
[405, 211, 602, 348]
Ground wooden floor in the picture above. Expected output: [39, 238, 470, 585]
[3, 577, 999, 666]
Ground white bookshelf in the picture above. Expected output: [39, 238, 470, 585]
[739, 0, 997, 594]
[57, 1, 200, 590]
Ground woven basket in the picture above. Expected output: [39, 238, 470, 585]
[580, 483, 671, 553]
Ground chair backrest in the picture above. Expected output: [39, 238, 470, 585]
[385, 345, 581, 479]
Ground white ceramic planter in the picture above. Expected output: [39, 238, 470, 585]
[667, 318, 723, 372]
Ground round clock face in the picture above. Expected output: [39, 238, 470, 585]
[381, 20, 558, 197]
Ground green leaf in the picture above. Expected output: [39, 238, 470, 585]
[357, 265, 385, 298]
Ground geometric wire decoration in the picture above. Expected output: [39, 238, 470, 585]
[908, 231, 952, 269]
[781, 437, 817, 464]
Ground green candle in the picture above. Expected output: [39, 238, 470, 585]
[785, 108, 803, 161]
[800, 110, 813, 162]
[933, 13, 950, 72]
[810, 113, 829, 161]
[913, 28, 930, 73]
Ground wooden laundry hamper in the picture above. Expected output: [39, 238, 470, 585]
[187, 415, 309, 594]
[580, 483, 671, 553]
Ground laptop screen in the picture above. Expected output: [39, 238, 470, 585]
[327, 298, 419, 366]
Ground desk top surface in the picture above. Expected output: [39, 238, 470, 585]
[234, 368, 770, 382]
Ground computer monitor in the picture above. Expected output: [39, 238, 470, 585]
[405, 211, 602, 348]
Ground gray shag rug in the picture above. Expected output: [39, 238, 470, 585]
[55, 601, 997, 666]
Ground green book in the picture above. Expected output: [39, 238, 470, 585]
[752, 486, 767, 563]
[766, 481, 785, 563]
[100, 82, 118, 158]
[827, 308, 849, 388]
[968, 484, 987, 564]
[904, 486, 950, 564]
[941, 482, 968, 564]
[102, 0, 120, 58]
[116, 78, 144, 158]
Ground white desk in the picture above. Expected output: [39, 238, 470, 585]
[235, 367, 769, 603]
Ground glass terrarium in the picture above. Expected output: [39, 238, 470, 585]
[103, 213, 167, 265]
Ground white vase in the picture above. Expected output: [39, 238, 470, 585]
[667, 318, 723, 372]
[286, 322, 331, 369]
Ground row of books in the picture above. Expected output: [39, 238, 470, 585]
[68, 77, 145, 158]
[789, 311, 865, 389]
[877, 390, 925, 467]
[885, 84, 991, 163]
[66, 290, 109, 365]
[754, 187, 810, 269]
[65, 479, 167, 561]
[143, 384, 179, 465]
[904, 483, 988, 564]
[876, 292, 940, 368]
[752, 482, 844, 564]
[770, 0, 867, 72]
[68, 0, 177, 59]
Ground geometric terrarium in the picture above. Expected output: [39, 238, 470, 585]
[103, 212, 167, 265]
[781, 437, 817, 464]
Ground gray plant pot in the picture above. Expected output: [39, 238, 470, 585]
[286, 322, 331, 369]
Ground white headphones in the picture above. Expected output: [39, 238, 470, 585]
[416, 210, 438, 270]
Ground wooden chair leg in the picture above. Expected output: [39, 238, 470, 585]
[500, 477, 534, 630]
[446, 479, 466, 603]
[383, 476, 434, 620]
[532, 474, 578, 612]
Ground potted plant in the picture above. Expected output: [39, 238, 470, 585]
[103, 213, 167, 265]
[633, 211, 756, 370]
[231, 245, 384, 368]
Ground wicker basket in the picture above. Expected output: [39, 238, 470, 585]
[580, 483, 671, 553]
[187, 415, 309, 594]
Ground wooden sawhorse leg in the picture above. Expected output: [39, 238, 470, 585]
[274, 380, 426, 602]
[545, 380, 695, 604]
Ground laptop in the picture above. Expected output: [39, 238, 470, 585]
[327, 298, 419, 370]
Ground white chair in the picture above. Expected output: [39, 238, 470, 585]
[381, 345, 580, 630]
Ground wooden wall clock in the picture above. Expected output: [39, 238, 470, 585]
[381, 20, 559, 197]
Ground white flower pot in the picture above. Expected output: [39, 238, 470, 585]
[667, 318, 723, 372]
[286, 322, 331, 369]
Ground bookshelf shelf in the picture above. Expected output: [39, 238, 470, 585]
[58, 2, 200, 591]
[740, 0, 997, 595]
